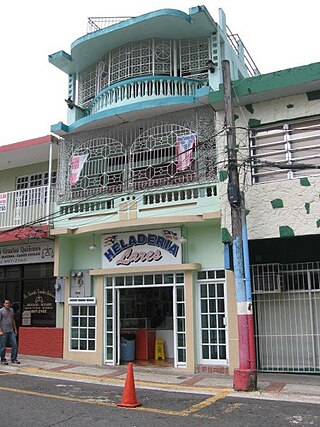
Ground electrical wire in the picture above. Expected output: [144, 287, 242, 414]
[0, 126, 228, 239]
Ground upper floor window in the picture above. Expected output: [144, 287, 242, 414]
[250, 118, 320, 184]
[16, 172, 57, 190]
[15, 172, 57, 207]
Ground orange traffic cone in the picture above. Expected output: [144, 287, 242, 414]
[117, 362, 141, 408]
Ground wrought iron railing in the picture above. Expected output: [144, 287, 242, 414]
[88, 76, 208, 115]
[87, 17, 133, 33]
[0, 186, 55, 229]
[226, 25, 260, 76]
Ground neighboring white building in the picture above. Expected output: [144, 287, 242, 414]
[212, 63, 320, 373]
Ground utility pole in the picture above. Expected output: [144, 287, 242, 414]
[222, 60, 257, 391]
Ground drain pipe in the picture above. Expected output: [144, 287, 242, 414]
[241, 196, 256, 371]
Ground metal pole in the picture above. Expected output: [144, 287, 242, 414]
[222, 60, 257, 391]
[46, 139, 53, 221]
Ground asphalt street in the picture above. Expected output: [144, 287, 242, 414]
[0, 373, 318, 426]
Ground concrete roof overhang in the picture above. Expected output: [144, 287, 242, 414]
[49, 6, 218, 74]
[209, 62, 320, 111]
[0, 135, 58, 171]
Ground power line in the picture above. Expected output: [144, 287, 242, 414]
[0, 127, 227, 238]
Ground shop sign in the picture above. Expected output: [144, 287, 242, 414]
[0, 193, 7, 213]
[0, 242, 54, 265]
[22, 289, 55, 324]
[102, 228, 182, 268]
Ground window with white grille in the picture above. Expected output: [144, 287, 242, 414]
[16, 172, 56, 207]
[197, 270, 227, 363]
[250, 119, 320, 183]
[16, 171, 57, 190]
[70, 304, 96, 351]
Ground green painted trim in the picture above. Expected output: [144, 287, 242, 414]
[221, 227, 232, 243]
[208, 62, 320, 104]
[245, 104, 254, 114]
[248, 118, 261, 127]
[279, 226, 295, 237]
[306, 90, 320, 100]
[271, 199, 284, 209]
[305, 203, 310, 214]
[300, 177, 311, 186]
[219, 170, 228, 182]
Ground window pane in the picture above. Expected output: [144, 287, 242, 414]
[88, 329, 95, 339]
[80, 317, 87, 327]
[71, 317, 79, 327]
[177, 333, 185, 347]
[219, 346, 226, 359]
[71, 329, 78, 338]
[80, 328, 87, 338]
[208, 284, 216, 297]
[89, 317, 95, 327]
[71, 340, 78, 350]
[217, 283, 224, 297]
[201, 300, 208, 313]
[210, 330, 217, 343]
[177, 318, 185, 332]
[202, 330, 209, 344]
[201, 315, 208, 328]
[88, 340, 95, 351]
[176, 287, 184, 301]
[106, 333, 113, 345]
[209, 299, 216, 313]
[217, 299, 225, 312]
[177, 304, 185, 317]
[134, 276, 143, 286]
[178, 348, 186, 362]
[200, 285, 207, 298]
[202, 345, 209, 359]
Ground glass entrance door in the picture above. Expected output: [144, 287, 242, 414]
[104, 272, 186, 367]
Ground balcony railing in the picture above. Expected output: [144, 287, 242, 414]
[0, 186, 55, 229]
[87, 76, 208, 116]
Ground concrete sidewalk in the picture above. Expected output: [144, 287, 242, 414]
[1, 355, 319, 404]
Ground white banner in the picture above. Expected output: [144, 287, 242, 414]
[102, 228, 182, 268]
[0, 242, 54, 266]
[69, 154, 88, 185]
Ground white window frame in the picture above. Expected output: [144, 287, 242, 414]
[69, 297, 96, 352]
[197, 269, 228, 365]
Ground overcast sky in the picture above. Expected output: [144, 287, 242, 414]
[0, 0, 319, 146]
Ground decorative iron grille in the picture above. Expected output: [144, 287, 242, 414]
[179, 37, 210, 77]
[56, 107, 217, 203]
[77, 37, 208, 109]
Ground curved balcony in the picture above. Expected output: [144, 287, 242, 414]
[51, 75, 209, 136]
[87, 76, 209, 116]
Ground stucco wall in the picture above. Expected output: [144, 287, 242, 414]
[216, 93, 320, 240]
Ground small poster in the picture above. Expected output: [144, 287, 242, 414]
[0, 193, 7, 213]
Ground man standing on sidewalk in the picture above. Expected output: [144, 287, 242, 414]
[0, 299, 20, 365]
